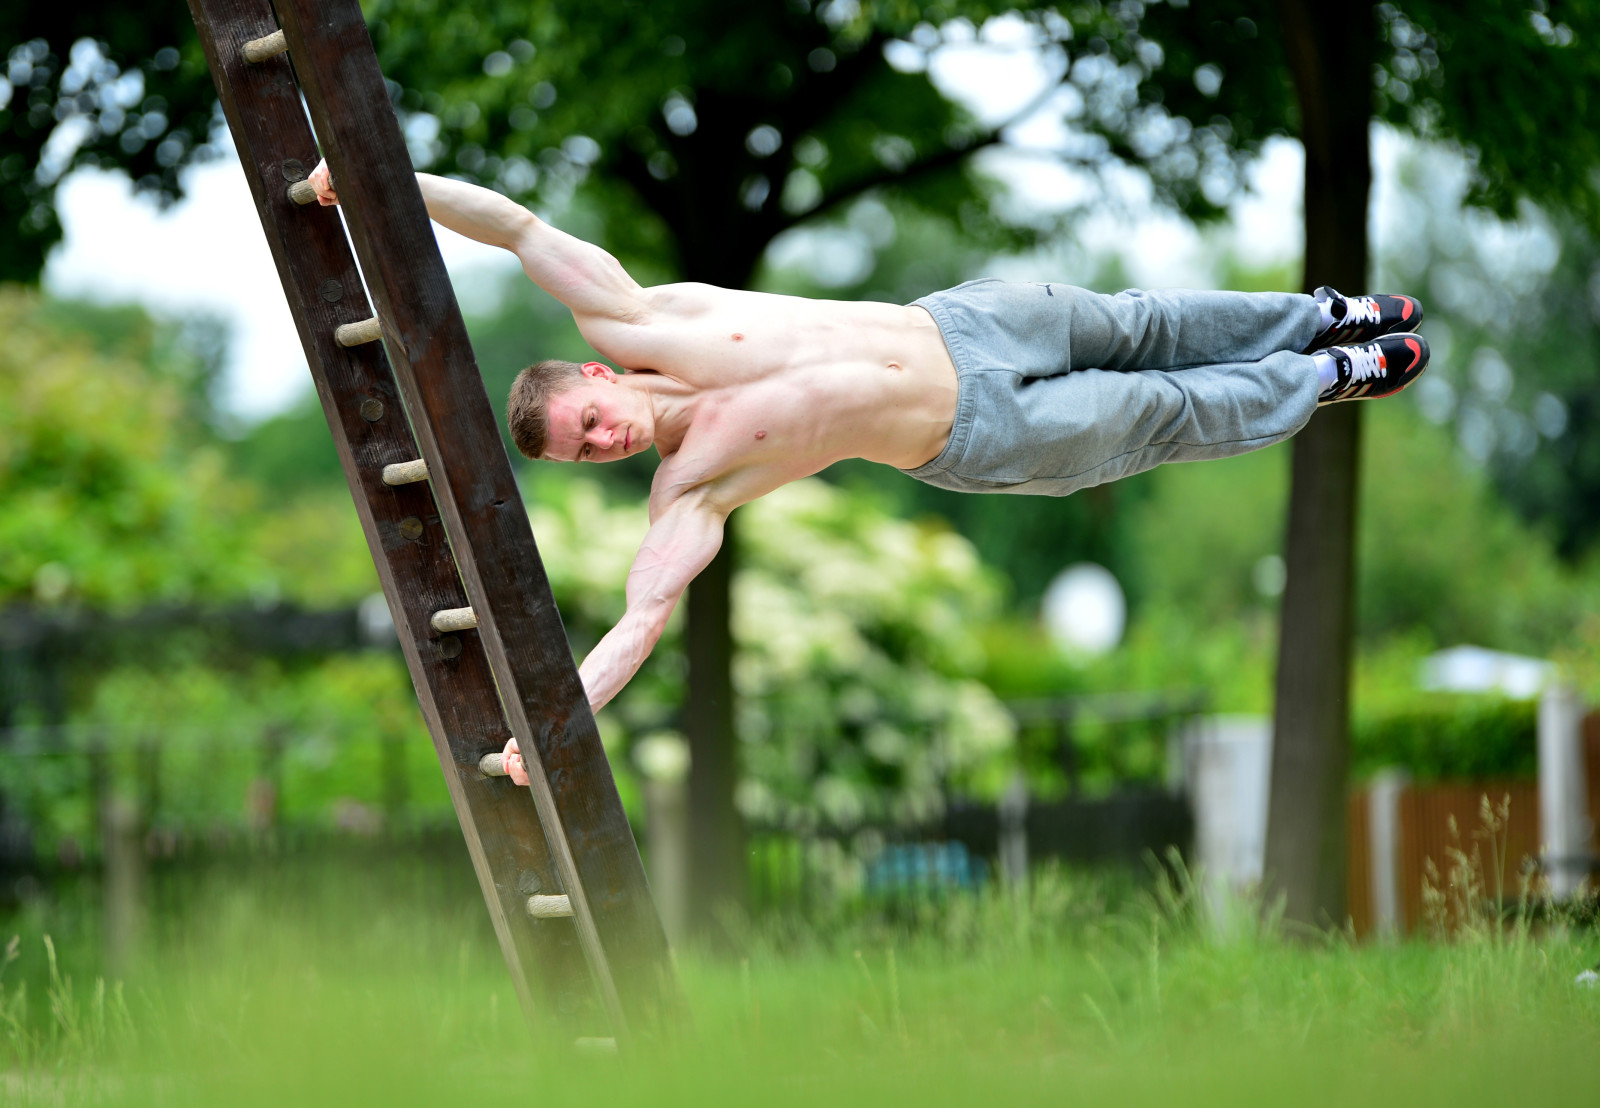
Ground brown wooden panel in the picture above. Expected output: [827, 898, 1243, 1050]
[270, 0, 678, 1037]
[187, 0, 593, 1032]
[1345, 789, 1373, 938]
[1398, 781, 1539, 934]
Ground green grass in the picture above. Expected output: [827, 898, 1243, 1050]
[0, 847, 1595, 1106]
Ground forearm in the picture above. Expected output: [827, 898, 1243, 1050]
[415, 172, 535, 252]
[577, 492, 727, 711]
[578, 606, 672, 713]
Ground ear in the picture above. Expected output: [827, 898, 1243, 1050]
[580, 361, 618, 383]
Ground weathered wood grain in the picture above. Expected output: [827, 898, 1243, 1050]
[187, 0, 596, 1035]
[271, 0, 679, 1038]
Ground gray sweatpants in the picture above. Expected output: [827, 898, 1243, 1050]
[900, 279, 1323, 496]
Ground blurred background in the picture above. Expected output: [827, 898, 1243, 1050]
[0, 2, 1599, 1088]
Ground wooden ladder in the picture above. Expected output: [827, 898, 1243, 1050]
[185, 0, 678, 1044]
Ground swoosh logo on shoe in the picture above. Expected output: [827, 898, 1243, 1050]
[1403, 337, 1422, 371]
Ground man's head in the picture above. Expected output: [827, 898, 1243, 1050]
[507, 359, 651, 463]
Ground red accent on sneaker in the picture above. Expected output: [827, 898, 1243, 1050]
[1401, 299, 1414, 321]
[1403, 337, 1422, 369]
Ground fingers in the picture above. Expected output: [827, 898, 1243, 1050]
[501, 736, 530, 788]
[308, 158, 339, 207]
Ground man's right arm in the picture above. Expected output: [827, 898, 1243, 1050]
[306, 160, 646, 331]
[413, 173, 646, 325]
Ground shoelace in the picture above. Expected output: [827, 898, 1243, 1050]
[1342, 295, 1382, 328]
[1342, 342, 1386, 385]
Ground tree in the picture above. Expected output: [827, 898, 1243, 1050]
[1057, 0, 1600, 927]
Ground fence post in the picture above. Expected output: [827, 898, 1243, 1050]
[102, 793, 144, 978]
[1539, 681, 1591, 900]
[248, 725, 285, 835]
[636, 735, 691, 946]
[998, 772, 1029, 886]
[1366, 769, 1409, 938]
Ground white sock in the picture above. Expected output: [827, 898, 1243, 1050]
[1313, 351, 1339, 394]
[1317, 296, 1338, 332]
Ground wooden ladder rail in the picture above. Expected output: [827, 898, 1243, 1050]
[187, 0, 678, 1041]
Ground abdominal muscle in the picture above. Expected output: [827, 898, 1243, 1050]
[639, 288, 960, 477]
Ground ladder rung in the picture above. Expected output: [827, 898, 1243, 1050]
[287, 179, 318, 205]
[430, 606, 477, 633]
[479, 751, 507, 776]
[242, 30, 287, 63]
[335, 316, 382, 347]
[528, 894, 573, 918]
[382, 458, 429, 486]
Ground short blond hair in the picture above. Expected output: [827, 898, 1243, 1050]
[507, 359, 585, 459]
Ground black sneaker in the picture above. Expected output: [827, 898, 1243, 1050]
[1305, 286, 1424, 352]
[1318, 333, 1430, 405]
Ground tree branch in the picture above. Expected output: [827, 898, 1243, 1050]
[773, 71, 1073, 236]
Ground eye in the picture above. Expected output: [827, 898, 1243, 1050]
[581, 444, 593, 460]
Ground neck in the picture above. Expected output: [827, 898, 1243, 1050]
[627, 372, 699, 456]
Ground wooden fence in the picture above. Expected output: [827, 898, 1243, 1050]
[1347, 723, 1600, 936]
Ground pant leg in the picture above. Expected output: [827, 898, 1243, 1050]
[912, 346, 1322, 496]
[1039, 349, 1322, 491]
[1052, 286, 1322, 373]
[913, 280, 1322, 378]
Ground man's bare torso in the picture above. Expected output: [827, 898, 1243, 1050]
[587, 283, 960, 511]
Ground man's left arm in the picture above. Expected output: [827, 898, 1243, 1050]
[500, 489, 726, 785]
[581, 491, 726, 712]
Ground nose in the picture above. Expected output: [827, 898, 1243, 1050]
[587, 426, 615, 450]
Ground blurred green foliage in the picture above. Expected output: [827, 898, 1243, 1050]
[1352, 696, 1537, 783]
[1376, 141, 1600, 561]
[0, 289, 263, 609]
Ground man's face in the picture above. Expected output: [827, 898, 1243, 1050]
[543, 363, 651, 464]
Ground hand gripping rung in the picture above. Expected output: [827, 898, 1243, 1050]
[335, 316, 383, 347]
[382, 458, 429, 486]
[528, 894, 574, 918]
[430, 607, 477, 633]
[242, 30, 288, 63]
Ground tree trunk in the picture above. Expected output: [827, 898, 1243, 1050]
[684, 515, 745, 938]
[1264, 0, 1374, 929]
[672, 227, 763, 941]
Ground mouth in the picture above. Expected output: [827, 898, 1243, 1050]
[624, 429, 632, 452]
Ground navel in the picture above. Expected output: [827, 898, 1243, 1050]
[887, 361, 903, 372]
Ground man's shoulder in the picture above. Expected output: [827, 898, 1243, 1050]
[641, 281, 735, 317]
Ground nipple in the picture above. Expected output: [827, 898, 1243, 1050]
[731, 332, 744, 341]
[755, 430, 767, 440]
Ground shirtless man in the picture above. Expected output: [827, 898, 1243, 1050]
[307, 161, 1427, 787]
